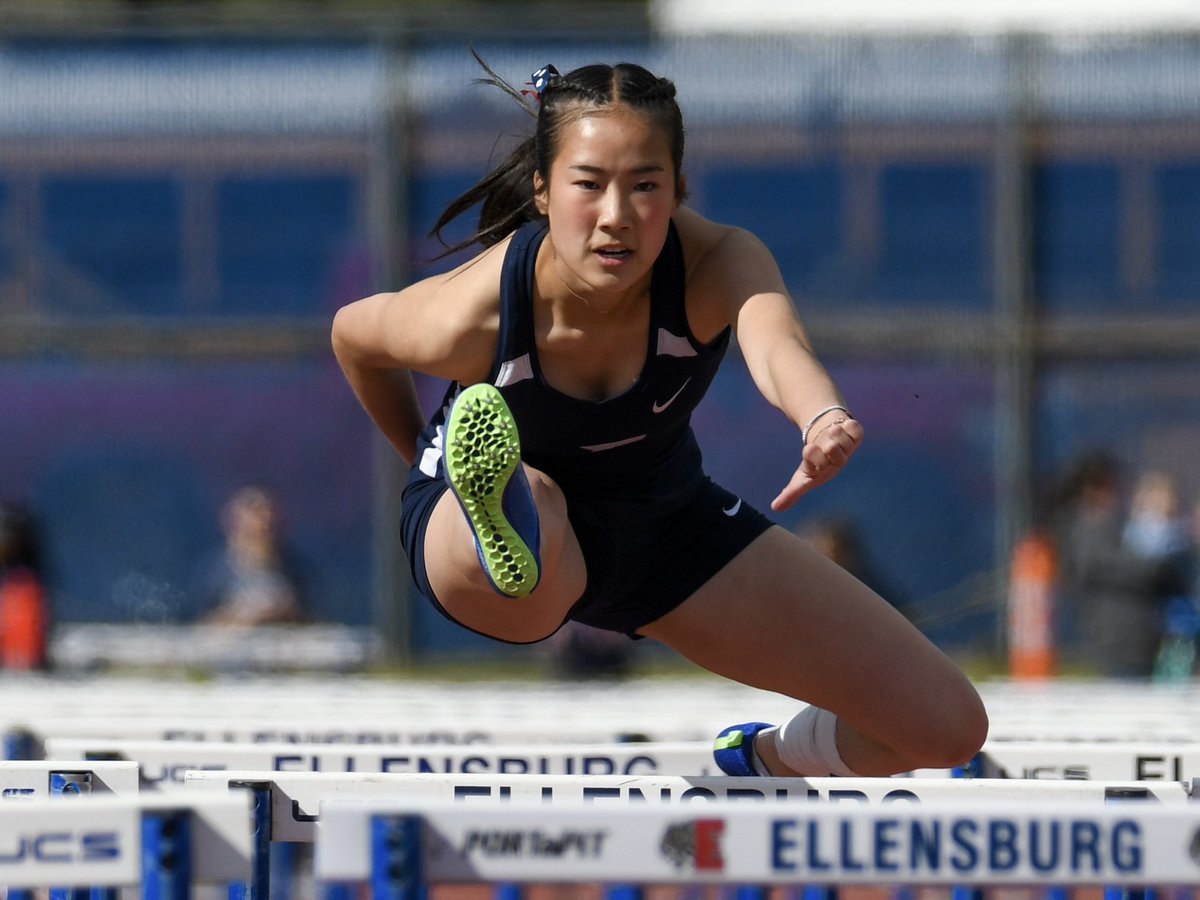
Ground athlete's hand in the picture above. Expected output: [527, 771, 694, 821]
[771, 416, 863, 512]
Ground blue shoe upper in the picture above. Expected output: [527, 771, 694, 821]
[712, 721, 774, 777]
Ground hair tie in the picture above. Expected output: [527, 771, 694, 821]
[521, 64, 560, 104]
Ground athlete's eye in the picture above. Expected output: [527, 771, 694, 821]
[575, 180, 601, 191]
[635, 181, 659, 193]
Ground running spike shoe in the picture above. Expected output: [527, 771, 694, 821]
[713, 721, 774, 776]
[444, 383, 542, 598]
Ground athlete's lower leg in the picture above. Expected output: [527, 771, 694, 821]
[423, 388, 587, 642]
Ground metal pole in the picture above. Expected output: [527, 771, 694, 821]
[992, 33, 1038, 658]
[367, 37, 415, 665]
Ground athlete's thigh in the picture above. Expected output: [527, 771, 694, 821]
[637, 525, 975, 743]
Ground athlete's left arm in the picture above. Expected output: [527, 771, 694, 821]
[698, 224, 863, 512]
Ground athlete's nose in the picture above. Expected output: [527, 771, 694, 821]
[598, 185, 632, 230]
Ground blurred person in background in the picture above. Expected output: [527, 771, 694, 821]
[192, 484, 307, 626]
[546, 620, 636, 680]
[1121, 469, 1195, 680]
[0, 501, 50, 670]
[1051, 452, 1188, 677]
[332, 55, 986, 778]
[1123, 469, 1190, 560]
[1151, 489, 1200, 681]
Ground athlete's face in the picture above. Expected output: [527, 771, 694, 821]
[535, 107, 680, 302]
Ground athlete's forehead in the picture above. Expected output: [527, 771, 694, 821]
[551, 108, 675, 174]
[566, 162, 667, 176]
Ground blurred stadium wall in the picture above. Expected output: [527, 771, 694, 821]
[1, 2, 1199, 662]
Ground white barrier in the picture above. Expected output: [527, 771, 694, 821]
[0, 793, 251, 891]
[50, 622, 381, 673]
[12, 671, 1200, 897]
[6, 715, 538, 754]
[42, 737, 724, 787]
[13, 676, 1200, 771]
[965, 741, 1200, 780]
[42, 734, 1200, 789]
[11, 673, 1200, 748]
[0, 760, 140, 798]
[314, 798, 1200, 891]
[182, 770, 1194, 843]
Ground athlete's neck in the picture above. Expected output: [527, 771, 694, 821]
[538, 236, 651, 323]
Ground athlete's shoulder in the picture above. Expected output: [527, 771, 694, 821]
[387, 236, 511, 383]
[429, 232, 513, 297]
[672, 207, 768, 276]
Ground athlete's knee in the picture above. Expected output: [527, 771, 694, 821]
[525, 466, 567, 525]
[948, 686, 990, 762]
[906, 681, 989, 769]
[524, 468, 584, 586]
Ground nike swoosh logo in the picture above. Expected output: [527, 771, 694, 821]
[581, 435, 647, 453]
[723, 499, 742, 516]
[652, 378, 691, 414]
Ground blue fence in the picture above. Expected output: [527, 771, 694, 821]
[1, 30, 1198, 657]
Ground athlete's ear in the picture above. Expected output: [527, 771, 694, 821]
[675, 174, 688, 209]
[533, 172, 549, 215]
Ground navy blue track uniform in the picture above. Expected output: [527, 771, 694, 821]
[400, 219, 773, 641]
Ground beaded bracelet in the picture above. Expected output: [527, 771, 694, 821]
[801, 405, 851, 445]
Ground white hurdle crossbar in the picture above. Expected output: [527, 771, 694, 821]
[44, 734, 1200, 786]
[314, 797, 1200, 898]
[960, 741, 1200, 781]
[0, 792, 251, 896]
[14, 676, 1200, 747]
[3, 715, 662, 758]
[42, 736, 723, 787]
[180, 772, 1198, 900]
[0, 760, 140, 799]
[182, 770, 1194, 843]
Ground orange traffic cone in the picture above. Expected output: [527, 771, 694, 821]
[1008, 531, 1058, 680]
[0, 570, 48, 670]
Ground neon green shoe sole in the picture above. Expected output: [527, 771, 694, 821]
[444, 383, 541, 598]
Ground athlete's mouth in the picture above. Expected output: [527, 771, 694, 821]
[596, 247, 632, 259]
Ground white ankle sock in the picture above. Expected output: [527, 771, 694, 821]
[774, 705, 856, 776]
[748, 738, 772, 776]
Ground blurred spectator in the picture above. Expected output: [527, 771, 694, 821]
[0, 501, 50, 670]
[1153, 495, 1200, 681]
[795, 517, 913, 621]
[1050, 452, 1188, 678]
[192, 485, 307, 626]
[1123, 469, 1190, 560]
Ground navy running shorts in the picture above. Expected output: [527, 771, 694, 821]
[399, 467, 773, 642]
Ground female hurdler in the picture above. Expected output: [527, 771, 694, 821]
[332, 59, 988, 777]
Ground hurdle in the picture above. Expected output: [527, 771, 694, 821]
[182, 770, 1195, 842]
[962, 741, 1200, 781]
[3, 714, 673, 760]
[313, 796, 1200, 898]
[43, 733, 1200, 789]
[41, 736, 726, 787]
[0, 792, 252, 897]
[0, 760, 140, 799]
[180, 771, 1195, 899]
[13, 674, 1200, 753]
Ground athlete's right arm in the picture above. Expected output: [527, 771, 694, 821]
[330, 243, 506, 465]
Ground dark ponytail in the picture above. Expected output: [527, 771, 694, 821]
[430, 51, 686, 258]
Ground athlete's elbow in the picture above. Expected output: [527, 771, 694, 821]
[330, 306, 352, 362]
[331, 302, 372, 366]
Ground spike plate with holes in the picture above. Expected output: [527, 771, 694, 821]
[444, 383, 541, 598]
